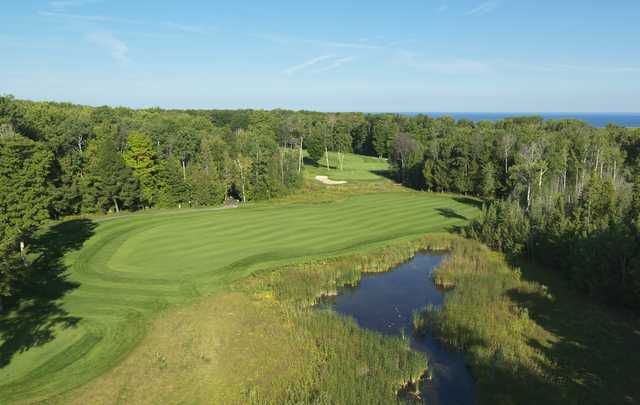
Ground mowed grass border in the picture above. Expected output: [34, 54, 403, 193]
[0, 191, 481, 404]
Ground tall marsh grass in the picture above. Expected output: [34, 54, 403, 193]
[240, 234, 460, 306]
[233, 234, 462, 404]
[412, 236, 561, 404]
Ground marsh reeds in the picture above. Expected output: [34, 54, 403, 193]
[232, 234, 465, 404]
[410, 236, 565, 404]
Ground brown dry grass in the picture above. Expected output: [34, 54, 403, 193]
[66, 293, 313, 405]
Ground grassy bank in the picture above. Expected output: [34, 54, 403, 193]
[413, 238, 640, 405]
[65, 292, 426, 405]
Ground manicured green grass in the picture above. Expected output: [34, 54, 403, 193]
[0, 191, 480, 403]
[303, 151, 393, 182]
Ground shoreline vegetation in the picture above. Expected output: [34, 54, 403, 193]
[67, 228, 640, 404]
[64, 235, 463, 405]
[413, 238, 640, 405]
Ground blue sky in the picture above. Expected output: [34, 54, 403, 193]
[1, 0, 639, 112]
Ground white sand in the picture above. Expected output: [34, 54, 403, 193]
[315, 175, 347, 185]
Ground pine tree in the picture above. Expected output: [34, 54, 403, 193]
[631, 160, 640, 222]
[306, 122, 329, 165]
[372, 116, 398, 158]
[189, 165, 225, 206]
[158, 159, 191, 208]
[88, 137, 140, 213]
[480, 161, 497, 199]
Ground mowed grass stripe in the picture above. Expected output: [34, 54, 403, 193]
[116, 194, 463, 267]
[109, 195, 476, 284]
[82, 195, 475, 287]
[0, 191, 480, 404]
[124, 193, 457, 253]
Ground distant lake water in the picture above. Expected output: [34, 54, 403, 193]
[401, 113, 640, 128]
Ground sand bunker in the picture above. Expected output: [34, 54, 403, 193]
[315, 175, 347, 185]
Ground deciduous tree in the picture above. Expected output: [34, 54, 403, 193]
[0, 132, 53, 311]
[124, 131, 158, 207]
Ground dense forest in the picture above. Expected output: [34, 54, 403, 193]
[1, 95, 639, 313]
[380, 115, 640, 312]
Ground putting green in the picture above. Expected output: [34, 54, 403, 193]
[0, 192, 480, 403]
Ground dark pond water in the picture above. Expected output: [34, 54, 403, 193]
[320, 253, 476, 405]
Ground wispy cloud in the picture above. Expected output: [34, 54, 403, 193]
[466, 1, 500, 16]
[86, 31, 129, 65]
[39, 10, 141, 24]
[283, 55, 336, 75]
[437, 1, 449, 13]
[312, 57, 356, 73]
[398, 51, 490, 75]
[303, 39, 382, 50]
[49, 0, 102, 8]
[257, 33, 385, 50]
[166, 22, 212, 34]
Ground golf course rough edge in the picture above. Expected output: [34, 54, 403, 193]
[0, 192, 481, 404]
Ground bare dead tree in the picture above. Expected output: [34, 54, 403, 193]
[392, 133, 418, 183]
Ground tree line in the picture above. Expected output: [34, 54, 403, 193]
[2, 95, 640, 312]
[0, 97, 316, 310]
[375, 114, 640, 312]
[0, 97, 426, 310]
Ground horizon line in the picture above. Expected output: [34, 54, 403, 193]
[4, 96, 640, 115]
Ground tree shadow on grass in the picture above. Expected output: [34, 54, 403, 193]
[428, 319, 562, 405]
[0, 219, 95, 368]
[452, 196, 483, 210]
[303, 156, 340, 170]
[436, 207, 468, 221]
[505, 259, 640, 404]
[369, 169, 398, 182]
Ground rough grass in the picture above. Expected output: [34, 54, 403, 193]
[64, 234, 460, 405]
[66, 294, 426, 405]
[413, 238, 640, 405]
[0, 192, 480, 404]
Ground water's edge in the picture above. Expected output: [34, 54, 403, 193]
[318, 253, 476, 405]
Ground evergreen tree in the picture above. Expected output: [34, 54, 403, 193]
[372, 116, 398, 157]
[631, 160, 640, 221]
[189, 165, 225, 206]
[87, 137, 140, 213]
[158, 159, 191, 207]
[479, 161, 497, 199]
[306, 126, 326, 165]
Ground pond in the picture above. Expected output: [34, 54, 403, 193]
[319, 253, 476, 405]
